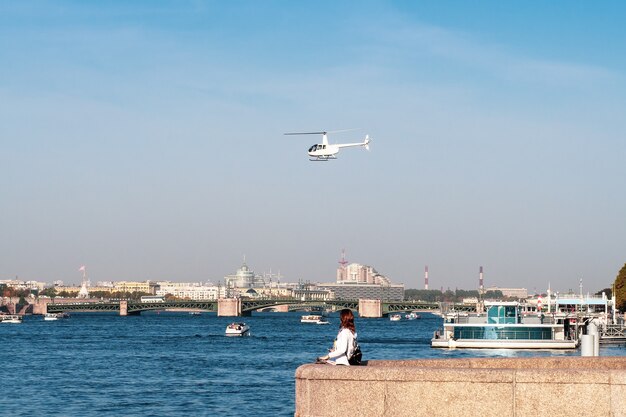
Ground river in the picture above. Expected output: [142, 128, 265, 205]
[1, 311, 624, 416]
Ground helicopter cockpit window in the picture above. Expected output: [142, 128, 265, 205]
[309, 145, 317, 152]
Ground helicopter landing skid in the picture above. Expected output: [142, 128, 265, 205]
[309, 156, 337, 161]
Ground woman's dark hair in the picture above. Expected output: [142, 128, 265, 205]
[339, 308, 355, 333]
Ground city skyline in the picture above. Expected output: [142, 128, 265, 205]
[1, 258, 611, 296]
[2, 2, 625, 293]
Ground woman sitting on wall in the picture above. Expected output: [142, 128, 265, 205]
[317, 308, 357, 366]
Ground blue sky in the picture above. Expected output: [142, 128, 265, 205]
[1, 1, 625, 293]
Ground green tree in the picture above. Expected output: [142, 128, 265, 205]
[404, 289, 443, 302]
[89, 290, 113, 299]
[614, 263, 626, 312]
[483, 290, 504, 300]
[39, 287, 57, 298]
[594, 287, 612, 300]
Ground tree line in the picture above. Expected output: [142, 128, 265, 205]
[404, 289, 504, 302]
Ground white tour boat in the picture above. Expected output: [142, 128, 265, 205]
[225, 322, 250, 336]
[44, 313, 59, 321]
[389, 314, 402, 321]
[301, 315, 329, 325]
[44, 312, 69, 320]
[1, 314, 23, 324]
[431, 301, 578, 349]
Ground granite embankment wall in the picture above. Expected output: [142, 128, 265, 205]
[295, 356, 626, 417]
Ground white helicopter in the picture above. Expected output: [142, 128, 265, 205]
[284, 130, 370, 161]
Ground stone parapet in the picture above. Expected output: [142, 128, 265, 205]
[295, 357, 626, 417]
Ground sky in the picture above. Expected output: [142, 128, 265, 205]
[1, 1, 625, 293]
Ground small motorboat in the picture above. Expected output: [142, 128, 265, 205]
[225, 322, 250, 336]
[301, 315, 329, 325]
[405, 312, 421, 320]
[44, 313, 59, 321]
[1, 315, 23, 324]
[389, 314, 402, 321]
[44, 312, 69, 320]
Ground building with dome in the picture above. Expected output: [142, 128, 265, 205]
[224, 261, 265, 289]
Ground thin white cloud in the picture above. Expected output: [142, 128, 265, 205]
[376, 19, 617, 85]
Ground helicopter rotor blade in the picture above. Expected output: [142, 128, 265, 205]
[284, 128, 360, 136]
[284, 132, 327, 135]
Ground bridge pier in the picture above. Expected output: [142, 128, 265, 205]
[358, 299, 382, 318]
[218, 298, 243, 317]
[120, 300, 128, 316]
[33, 298, 49, 315]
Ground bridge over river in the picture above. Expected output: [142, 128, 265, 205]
[41, 298, 474, 317]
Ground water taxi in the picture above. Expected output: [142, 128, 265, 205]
[431, 301, 578, 349]
[44, 313, 59, 321]
[225, 322, 250, 336]
[1, 314, 23, 324]
[301, 315, 329, 325]
[389, 314, 402, 321]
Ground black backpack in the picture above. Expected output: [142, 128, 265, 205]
[349, 338, 362, 365]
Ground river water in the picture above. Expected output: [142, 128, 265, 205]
[2, 311, 625, 416]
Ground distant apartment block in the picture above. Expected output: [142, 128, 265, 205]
[336, 263, 391, 285]
[328, 261, 403, 300]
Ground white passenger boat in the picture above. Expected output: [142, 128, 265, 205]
[301, 315, 329, 325]
[225, 322, 250, 336]
[44, 312, 69, 320]
[1, 314, 23, 324]
[44, 313, 59, 321]
[431, 301, 578, 349]
[389, 314, 402, 321]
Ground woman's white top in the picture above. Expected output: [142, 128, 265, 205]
[328, 328, 356, 366]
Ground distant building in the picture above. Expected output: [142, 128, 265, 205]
[114, 281, 154, 294]
[53, 285, 116, 294]
[317, 282, 404, 301]
[485, 287, 528, 299]
[0, 279, 47, 291]
[292, 287, 332, 301]
[337, 263, 391, 285]
[330, 260, 401, 300]
[156, 282, 223, 300]
[224, 261, 266, 289]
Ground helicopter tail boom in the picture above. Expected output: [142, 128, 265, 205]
[336, 135, 371, 150]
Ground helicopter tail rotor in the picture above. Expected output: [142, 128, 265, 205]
[364, 134, 371, 151]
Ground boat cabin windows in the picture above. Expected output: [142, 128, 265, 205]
[487, 304, 520, 324]
[453, 326, 552, 340]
